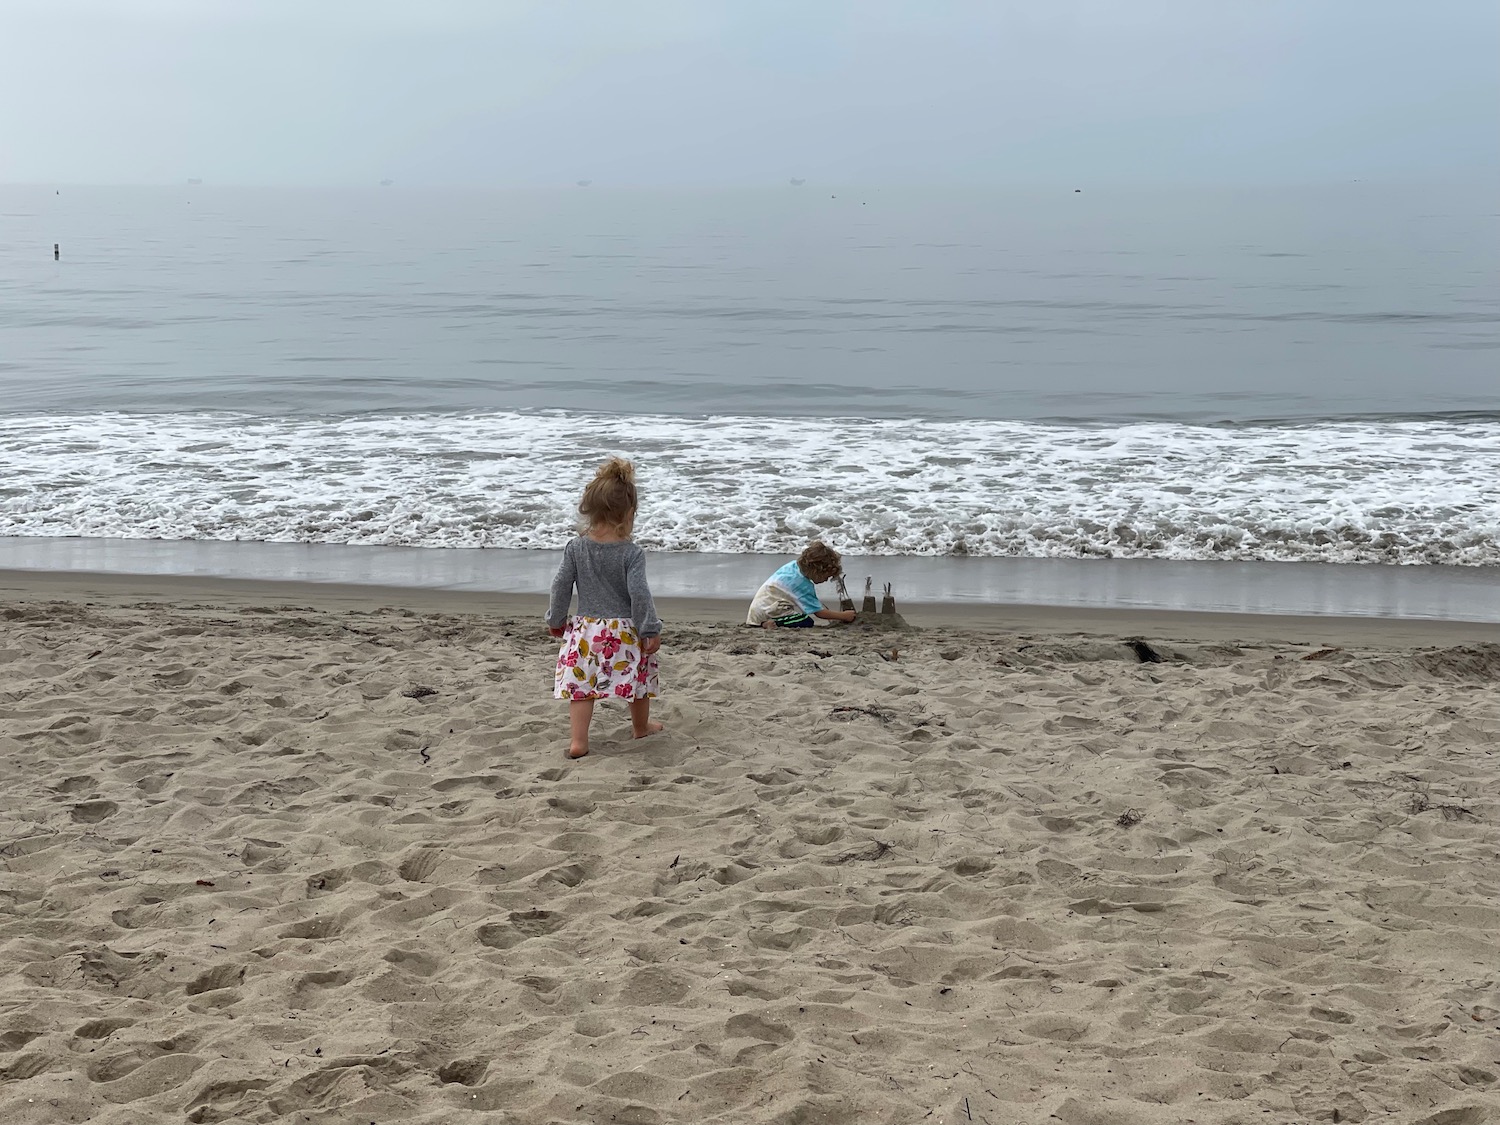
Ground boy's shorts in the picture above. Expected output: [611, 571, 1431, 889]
[770, 612, 815, 628]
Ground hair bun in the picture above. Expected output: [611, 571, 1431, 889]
[578, 457, 639, 532]
[597, 457, 636, 485]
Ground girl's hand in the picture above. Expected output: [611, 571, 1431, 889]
[642, 634, 662, 655]
[548, 626, 566, 638]
[841, 610, 857, 624]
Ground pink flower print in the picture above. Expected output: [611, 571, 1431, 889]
[614, 682, 634, 699]
[595, 629, 622, 660]
[559, 650, 578, 668]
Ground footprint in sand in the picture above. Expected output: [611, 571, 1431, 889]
[70, 799, 118, 823]
[184, 964, 246, 996]
[277, 916, 342, 941]
[397, 847, 444, 882]
[436, 1058, 489, 1086]
[73, 1018, 134, 1040]
[477, 909, 564, 949]
[383, 948, 441, 976]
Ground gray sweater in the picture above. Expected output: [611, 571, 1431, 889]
[545, 537, 662, 637]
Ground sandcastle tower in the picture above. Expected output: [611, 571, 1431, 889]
[836, 575, 856, 613]
[861, 577, 877, 615]
[881, 582, 896, 615]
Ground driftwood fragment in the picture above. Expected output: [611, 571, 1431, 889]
[1302, 647, 1342, 661]
[831, 704, 895, 722]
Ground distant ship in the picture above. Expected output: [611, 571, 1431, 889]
[576, 179, 592, 187]
[380, 179, 394, 187]
[789, 178, 805, 186]
[187, 178, 202, 185]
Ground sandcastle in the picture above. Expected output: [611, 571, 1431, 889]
[768, 574, 908, 631]
[854, 575, 909, 629]
[836, 575, 856, 613]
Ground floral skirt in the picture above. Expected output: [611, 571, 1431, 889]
[554, 616, 659, 702]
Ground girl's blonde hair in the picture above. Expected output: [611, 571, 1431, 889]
[579, 457, 638, 533]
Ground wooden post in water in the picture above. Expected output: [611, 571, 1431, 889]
[53, 244, 59, 260]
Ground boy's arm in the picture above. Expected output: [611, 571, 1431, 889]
[814, 607, 857, 623]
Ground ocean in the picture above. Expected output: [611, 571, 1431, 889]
[2, 182, 1497, 594]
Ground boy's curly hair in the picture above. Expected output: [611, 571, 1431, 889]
[579, 457, 638, 532]
[797, 541, 842, 583]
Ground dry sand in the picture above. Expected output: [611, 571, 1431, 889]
[1, 574, 1497, 1124]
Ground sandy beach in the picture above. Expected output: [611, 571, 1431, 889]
[1, 572, 1497, 1125]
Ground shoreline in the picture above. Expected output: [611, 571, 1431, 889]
[2, 565, 1495, 647]
[1, 536, 1498, 627]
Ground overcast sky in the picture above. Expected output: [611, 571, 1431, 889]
[2, 0, 1496, 187]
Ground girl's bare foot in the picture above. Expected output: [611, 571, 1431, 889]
[567, 699, 594, 759]
[628, 697, 660, 740]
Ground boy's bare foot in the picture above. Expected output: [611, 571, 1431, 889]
[761, 620, 776, 629]
[567, 743, 590, 759]
[633, 721, 664, 739]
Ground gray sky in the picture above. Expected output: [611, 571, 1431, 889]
[2, 0, 1496, 186]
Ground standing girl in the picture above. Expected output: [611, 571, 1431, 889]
[546, 457, 663, 759]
